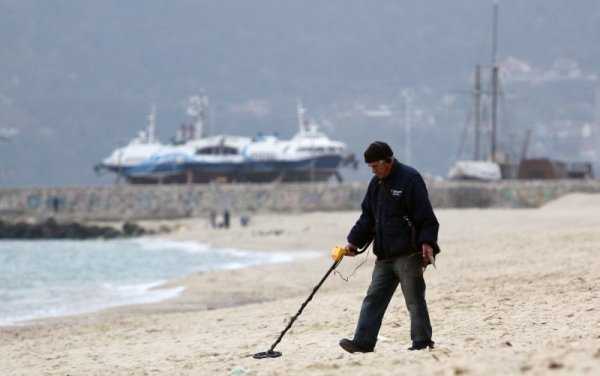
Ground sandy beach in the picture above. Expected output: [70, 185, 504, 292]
[1, 193, 599, 375]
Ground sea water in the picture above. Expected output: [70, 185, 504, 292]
[0, 238, 316, 326]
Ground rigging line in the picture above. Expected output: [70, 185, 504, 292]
[498, 77, 514, 134]
[480, 94, 492, 159]
[496, 76, 521, 160]
[455, 102, 474, 161]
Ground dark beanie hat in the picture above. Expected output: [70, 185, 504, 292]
[364, 141, 393, 163]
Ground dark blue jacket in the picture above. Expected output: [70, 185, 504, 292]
[347, 159, 440, 260]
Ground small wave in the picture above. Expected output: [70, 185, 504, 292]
[132, 237, 322, 260]
[0, 281, 185, 326]
[131, 238, 212, 253]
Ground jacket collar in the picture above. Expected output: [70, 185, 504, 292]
[380, 158, 401, 182]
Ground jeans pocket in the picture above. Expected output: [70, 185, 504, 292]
[404, 251, 425, 276]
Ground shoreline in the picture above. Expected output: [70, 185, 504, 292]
[1, 195, 599, 374]
[0, 229, 326, 328]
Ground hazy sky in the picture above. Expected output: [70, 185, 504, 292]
[0, 0, 598, 186]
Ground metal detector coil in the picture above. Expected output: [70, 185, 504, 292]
[253, 350, 282, 359]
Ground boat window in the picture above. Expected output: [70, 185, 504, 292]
[250, 153, 275, 159]
[296, 147, 329, 153]
[196, 146, 238, 155]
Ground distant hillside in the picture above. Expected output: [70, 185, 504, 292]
[0, 0, 598, 186]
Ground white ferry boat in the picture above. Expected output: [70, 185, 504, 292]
[95, 94, 355, 184]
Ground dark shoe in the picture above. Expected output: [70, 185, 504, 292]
[407, 341, 435, 351]
[339, 338, 374, 353]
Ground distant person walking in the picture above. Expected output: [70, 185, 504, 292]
[339, 141, 440, 353]
[52, 197, 60, 213]
[222, 209, 230, 229]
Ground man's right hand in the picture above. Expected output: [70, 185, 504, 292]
[344, 243, 358, 257]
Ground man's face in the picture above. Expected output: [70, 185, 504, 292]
[367, 160, 393, 179]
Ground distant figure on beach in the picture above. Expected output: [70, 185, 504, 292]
[240, 214, 250, 227]
[339, 141, 441, 354]
[222, 209, 230, 229]
[52, 197, 60, 213]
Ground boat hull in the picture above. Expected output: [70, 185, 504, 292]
[123, 155, 343, 184]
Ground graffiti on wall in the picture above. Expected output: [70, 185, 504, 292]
[26, 194, 41, 209]
[499, 185, 566, 208]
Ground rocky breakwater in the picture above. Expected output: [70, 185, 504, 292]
[0, 217, 155, 239]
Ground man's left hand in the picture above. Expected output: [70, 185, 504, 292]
[422, 243, 434, 267]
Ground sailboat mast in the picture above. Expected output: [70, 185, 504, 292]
[491, 0, 499, 68]
[490, 0, 499, 162]
[474, 64, 481, 160]
[403, 89, 412, 165]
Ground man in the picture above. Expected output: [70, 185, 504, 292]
[339, 141, 440, 353]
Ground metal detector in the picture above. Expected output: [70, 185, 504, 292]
[253, 243, 369, 359]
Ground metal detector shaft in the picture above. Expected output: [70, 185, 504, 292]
[254, 242, 371, 359]
[266, 259, 341, 353]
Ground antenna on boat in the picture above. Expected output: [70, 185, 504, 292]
[297, 97, 308, 132]
[147, 105, 156, 144]
[187, 90, 209, 139]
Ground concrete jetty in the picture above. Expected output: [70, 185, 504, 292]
[1, 180, 599, 221]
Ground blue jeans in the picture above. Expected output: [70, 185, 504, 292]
[353, 255, 433, 349]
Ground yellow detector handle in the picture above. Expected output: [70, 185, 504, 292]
[331, 245, 345, 262]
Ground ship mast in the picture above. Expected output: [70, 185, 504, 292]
[402, 89, 413, 165]
[297, 97, 308, 132]
[490, 0, 499, 162]
[147, 105, 156, 144]
[297, 97, 316, 182]
[474, 64, 482, 160]
[187, 90, 209, 139]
